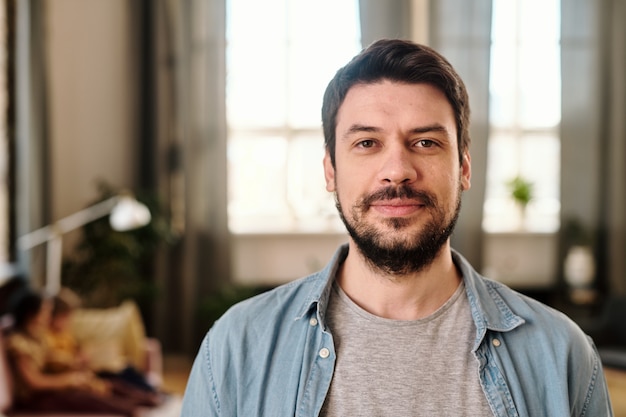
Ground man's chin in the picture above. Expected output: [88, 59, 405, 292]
[353, 229, 417, 251]
[381, 216, 414, 230]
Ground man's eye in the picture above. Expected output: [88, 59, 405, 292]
[416, 139, 435, 148]
[357, 140, 375, 148]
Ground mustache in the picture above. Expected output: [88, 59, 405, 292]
[358, 185, 437, 209]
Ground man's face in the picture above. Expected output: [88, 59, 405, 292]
[324, 81, 471, 275]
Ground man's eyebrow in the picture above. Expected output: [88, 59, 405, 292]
[409, 123, 450, 136]
[342, 124, 381, 137]
[342, 123, 451, 138]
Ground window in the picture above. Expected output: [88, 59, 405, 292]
[226, 0, 360, 233]
[483, 0, 561, 232]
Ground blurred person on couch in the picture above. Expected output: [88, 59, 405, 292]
[47, 288, 158, 394]
[5, 289, 158, 416]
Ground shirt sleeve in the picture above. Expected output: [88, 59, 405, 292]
[181, 333, 221, 416]
[6, 333, 46, 370]
[580, 340, 614, 417]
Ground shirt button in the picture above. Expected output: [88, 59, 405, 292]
[309, 317, 318, 326]
[319, 348, 330, 359]
[492, 338, 501, 347]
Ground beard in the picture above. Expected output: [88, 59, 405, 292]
[336, 182, 462, 276]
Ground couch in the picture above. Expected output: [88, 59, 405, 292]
[0, 301, 180, 417]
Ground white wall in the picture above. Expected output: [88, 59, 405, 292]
[482, 232, 558, 289]
[232, 232, 559, 289]
[231, 233, 349, 286]
[45, 0, 138, 248]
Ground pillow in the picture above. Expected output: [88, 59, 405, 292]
[71, 300, 146, 373]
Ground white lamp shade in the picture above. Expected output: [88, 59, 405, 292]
[564, 245, 596, 288]
[109, 196, 152, 231]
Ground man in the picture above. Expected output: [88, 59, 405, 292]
[181, 39, 613, 416]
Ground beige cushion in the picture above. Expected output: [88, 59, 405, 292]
[71, 300, 146, 373]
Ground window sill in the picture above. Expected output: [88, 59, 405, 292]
[482, 232, 559, 289]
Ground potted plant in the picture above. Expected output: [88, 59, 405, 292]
[61, 182, 175, 309]
[506, 176, 533, 229]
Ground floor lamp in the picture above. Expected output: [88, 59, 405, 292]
[17, 194, 151, 295]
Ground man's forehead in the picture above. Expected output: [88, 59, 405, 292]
[336, 82, 456, 134]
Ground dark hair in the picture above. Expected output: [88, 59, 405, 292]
[51, 288, 81, 318]
[11, 291, 44, 330]
[321, 39, 470, 166]
[51, 295, 72, 318]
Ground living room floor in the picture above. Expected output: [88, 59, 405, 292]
[162, 354, 192, 395]
[606, 368, 626, 417]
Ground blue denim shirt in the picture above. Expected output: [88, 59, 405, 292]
[181, 245, 613, 416]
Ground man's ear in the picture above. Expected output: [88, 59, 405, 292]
[323, 151, 336, 192]
[461, 151, 471, 191]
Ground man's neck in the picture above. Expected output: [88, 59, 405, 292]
[336, 241, 462, 320]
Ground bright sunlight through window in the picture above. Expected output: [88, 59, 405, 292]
[226, 0, 361, 233]
[483, 0, 561, 233]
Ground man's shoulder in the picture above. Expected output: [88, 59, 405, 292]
[476, 276, 592, 344]
[210, 271, 327, 334]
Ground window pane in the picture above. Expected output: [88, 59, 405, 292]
[518, 133, 560, 201]
[519, 0, 560, 128]
[287, 0, 361, 128]
[484, 0, 561, 232]
[228, 134, 290, 231]
[484, 132, 519, 199]
[226, 0, 360, 233]
[489, 0, 518, 128]
[519, 43, 560, 128]
[520, 0, 560, 43]
[226, 0, 287, 127]
[227, 42, 287, 127]
[484, 130, 560, 232]
[286, 134, 341, 231]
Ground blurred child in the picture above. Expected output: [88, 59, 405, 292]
[5, 290, 150, 416]
[45, 288, 89, 372]
[47, 289, 161, 396]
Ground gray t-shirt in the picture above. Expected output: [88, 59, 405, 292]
[320, 281, 493, 416]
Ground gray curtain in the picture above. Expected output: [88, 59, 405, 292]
[152, 0, 230, 355]
[359, 0, 412, 46]
[15, 0, 48, 283]
[601, 0, 626, 294]
[561, 0, 626, 294]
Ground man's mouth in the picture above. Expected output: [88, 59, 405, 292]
[369, 199, 426, 216]
[359, 185, 436, 212]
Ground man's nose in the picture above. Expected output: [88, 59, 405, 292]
[378, 146, 418, 186]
